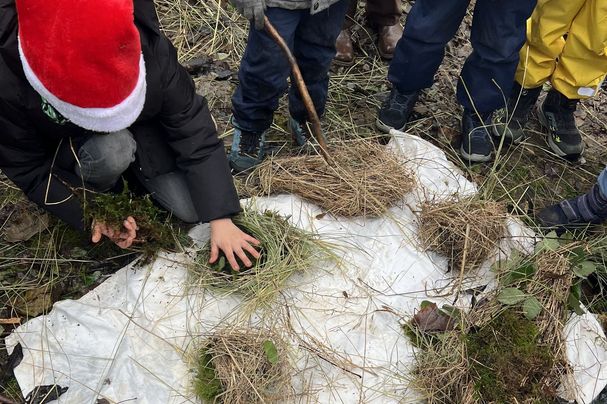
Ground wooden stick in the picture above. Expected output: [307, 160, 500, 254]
[0, 318, 21, 325]
[263, 17, 332, 164]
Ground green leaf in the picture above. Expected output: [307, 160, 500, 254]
[536, 235, 560, 252]
[263, 340, 279, 365]
[505, 262, 536, 284]
[497, 288, 527, 305]
[439, 304, 461, 320]
[523, 297, 542, 320]
[573, 261, 596, 278]
[420, 300, 434, 309]
[216, 256, 225, 271]
[567, 292, 585, 316]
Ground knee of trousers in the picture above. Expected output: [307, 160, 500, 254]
[79, 129, 137, 179]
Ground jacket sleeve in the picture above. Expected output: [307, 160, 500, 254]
[0, 114, 86, 230]
[157, 37, 241, 222]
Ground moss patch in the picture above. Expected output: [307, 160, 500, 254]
[88, 181, 188, 256]
[193, 348, 223, 402]
[466, 309, 555, 403]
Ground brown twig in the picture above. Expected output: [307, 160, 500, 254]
[0, 318, 21, 325]
[263, 17, 332, 164]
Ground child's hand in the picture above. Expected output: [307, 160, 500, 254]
[209, 218, 260, 271]
[92, 216, 138, 249]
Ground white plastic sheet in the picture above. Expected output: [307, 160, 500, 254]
[6, 132, 607, 403]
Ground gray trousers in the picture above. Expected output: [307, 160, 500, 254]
[76, 130, 199, 223]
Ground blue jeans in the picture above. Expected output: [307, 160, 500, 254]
[231, 2, 349, 134]
[388, 0, 536, 113]
[77, 131, 199, 223]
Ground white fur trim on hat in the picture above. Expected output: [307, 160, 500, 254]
[18, 38, 147, 133]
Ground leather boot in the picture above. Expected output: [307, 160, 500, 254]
[377, 23, 402, 60]
[334, 28, 354, 66]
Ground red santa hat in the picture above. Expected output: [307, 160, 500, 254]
[16, 0, 146, 133]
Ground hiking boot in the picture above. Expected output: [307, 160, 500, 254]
[228, 124, 267, 174]
[538, 89, 584, 160]
[492, 84, 541, 144]
[459, 109, 494, 163]
[376, 87, 419, 133]
[334, 28, 354, 67]
[377, 24, 403, 60]
[537, 184, 607, 230]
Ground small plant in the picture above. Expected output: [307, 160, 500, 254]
[192, 328, 292, 404]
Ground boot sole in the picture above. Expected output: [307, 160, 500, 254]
[459, 145, 493, 163]
[375, 118, 405, 134]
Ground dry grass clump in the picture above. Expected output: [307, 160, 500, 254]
[192, 209, 331, 306]
[418, 198, 507, 271]
[252, 140, 415, 217]
[193, 328, 292, 403]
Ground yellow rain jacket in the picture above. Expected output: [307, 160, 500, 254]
[515, 0, 607, 99]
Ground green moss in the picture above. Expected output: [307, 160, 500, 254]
[193, 348, 223, 402]
[466, 309, 555, 403]
[87, 180, 187, 255]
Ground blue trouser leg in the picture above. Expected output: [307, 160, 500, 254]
[457, 0, 537, 113]
[288, 0, 349, 122]
[231, 8, 301, 133]
[388, 0, 470, 93]
[597, 168, 607, 197]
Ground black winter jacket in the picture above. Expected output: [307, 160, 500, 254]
[0, 0, 240, 230]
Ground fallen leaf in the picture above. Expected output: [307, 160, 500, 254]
[4, 207, 49, 242]
[411, 303, 456, 332]
[13, 287, 54, 317]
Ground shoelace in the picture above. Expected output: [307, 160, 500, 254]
[387, 90, 416, 111]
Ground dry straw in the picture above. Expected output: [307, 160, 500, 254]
[418, 197, 507, 271]
[194, 327, 292, 403]
[252, 140, 415, 217]
[192, 209, 332, 307]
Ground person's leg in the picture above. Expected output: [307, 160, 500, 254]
[515, 0, 586, 90]
[457, 0, 537, 114]
[377, 0, 469, 133]
[288, 0, 349, 125]
[334, 0, 357, 66]
[230, 8, 302, 172]
[366, 0, 400, 27]
[457, 0, 536, 162]
[76, 129, 137, 191]
[231, 8, 302, 134]
[137, 171, 199, 223]
[366, 0, 402, 59]
[537, 168, 607, 229]
[493, 0, 584, 145]
[387, 0, 470, 94]
[551, 0, 607, 99]
[536, 0, 606, 160]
